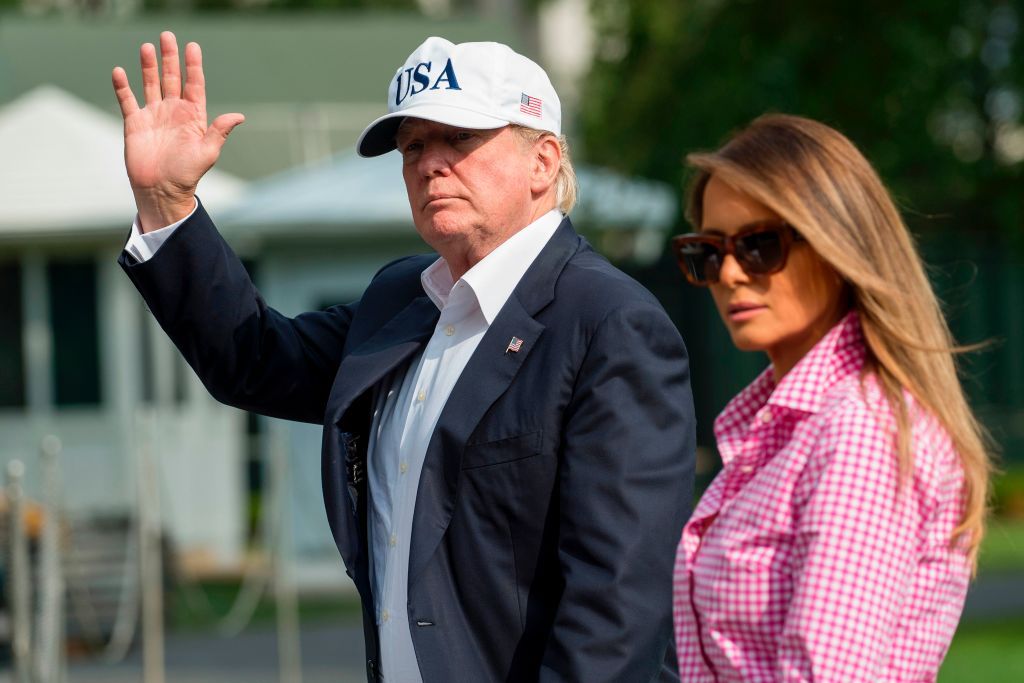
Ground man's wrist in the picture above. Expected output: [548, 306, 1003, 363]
[133, 188, 197, 233]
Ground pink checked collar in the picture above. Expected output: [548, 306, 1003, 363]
[714, 310, 867, 462]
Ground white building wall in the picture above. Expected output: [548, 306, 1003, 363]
[0, 243, 247, 571]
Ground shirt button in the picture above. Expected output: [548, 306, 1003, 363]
[382, 610, 390, 623]
[417, 391, 426, 402]
[389, 533, 397, 547]
[760, 410, 772, 423]
[740, 465, 754, 473]
[445, 325, 455, 336]
[400, 462, 408, 474]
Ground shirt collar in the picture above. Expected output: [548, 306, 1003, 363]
[419, 209, 564, 323]
[420, 258, 457, 310]
[767, 310, 866, 414]
[714, 311, 866, 455]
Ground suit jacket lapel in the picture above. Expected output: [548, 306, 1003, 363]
[325, 296, 440, 427]
[324, 295, 439, 574]
[408, 218, 581, 581]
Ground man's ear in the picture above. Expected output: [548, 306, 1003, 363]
[531, 135, 561, 197]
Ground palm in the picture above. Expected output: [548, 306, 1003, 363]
[124, 97, 212, 193]
[112, 33, 244, 228]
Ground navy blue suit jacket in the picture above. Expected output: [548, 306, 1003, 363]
[120, 203, 696, 682]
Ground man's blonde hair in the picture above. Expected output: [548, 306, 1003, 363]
[509, 124, 578, 214]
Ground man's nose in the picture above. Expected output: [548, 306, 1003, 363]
[417, 141, 452, 177]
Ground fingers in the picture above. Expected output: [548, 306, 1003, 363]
[111, 67, 140, 118]
[183, 42, 206, 109]
[140, 42, 161, 106]
[203, 113, 246, 156]
[160, 31, 182, 99]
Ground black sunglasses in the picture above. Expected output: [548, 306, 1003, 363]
[671, 220, 804, 286]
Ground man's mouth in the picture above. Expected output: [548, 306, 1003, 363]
[424, 194, 460, 208]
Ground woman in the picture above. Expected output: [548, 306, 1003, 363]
[671, 114, 990, 681]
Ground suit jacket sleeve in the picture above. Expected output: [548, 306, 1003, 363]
[540, 302, 696, 682]
[118, 201, 357, 424]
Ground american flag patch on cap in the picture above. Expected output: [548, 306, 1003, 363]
[520, 93, 542, 117]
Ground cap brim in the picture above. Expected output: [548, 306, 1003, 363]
[356, 105, 511, 157]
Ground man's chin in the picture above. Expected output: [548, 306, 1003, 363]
[416, 213, 469, 242]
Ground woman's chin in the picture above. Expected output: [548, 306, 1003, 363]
[727, 328, 770, 353]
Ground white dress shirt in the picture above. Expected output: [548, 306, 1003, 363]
[123, 204, 564, 681]
[367, 210, 562, 682]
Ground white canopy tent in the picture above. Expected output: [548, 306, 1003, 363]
[0, 85, 243, 238]
[0, 86, 250, 573]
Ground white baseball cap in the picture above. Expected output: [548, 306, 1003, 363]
[356, 37, 561, 157]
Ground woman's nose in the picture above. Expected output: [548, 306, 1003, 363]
[717, 253, 749, 287]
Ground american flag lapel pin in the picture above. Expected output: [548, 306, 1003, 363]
[505, 336, 524, 354]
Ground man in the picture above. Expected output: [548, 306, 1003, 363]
[112, 33, 695, 682]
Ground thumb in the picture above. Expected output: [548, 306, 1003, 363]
[203, 112, 245, 156]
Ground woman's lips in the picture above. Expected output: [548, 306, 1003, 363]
[727, 302, 767, 322]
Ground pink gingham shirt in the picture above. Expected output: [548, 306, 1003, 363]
[673, 312, 970, 681]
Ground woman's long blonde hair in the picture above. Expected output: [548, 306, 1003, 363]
[686, 114, 991, 565]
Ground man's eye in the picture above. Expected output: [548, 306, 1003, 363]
[401, 142, 422, 154]
[453, 131, 474, 142]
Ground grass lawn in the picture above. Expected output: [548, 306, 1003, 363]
[169, 579, 363, 631]
[978, 517, 1024, 573]
[940, 517, 1024, 682]
[940, 617, 1024, 682]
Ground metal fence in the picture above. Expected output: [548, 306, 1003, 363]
[1, 416, 306, 683]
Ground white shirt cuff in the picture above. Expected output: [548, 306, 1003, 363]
[123, 197, 199, 263]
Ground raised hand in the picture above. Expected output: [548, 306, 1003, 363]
[112, 31, 244, 232]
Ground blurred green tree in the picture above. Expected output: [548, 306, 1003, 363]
[581, 0, 1024, 240]
[581, 0, 1024, 463]
[261, 0, 414, 8]
[141, 0, 417, 11]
